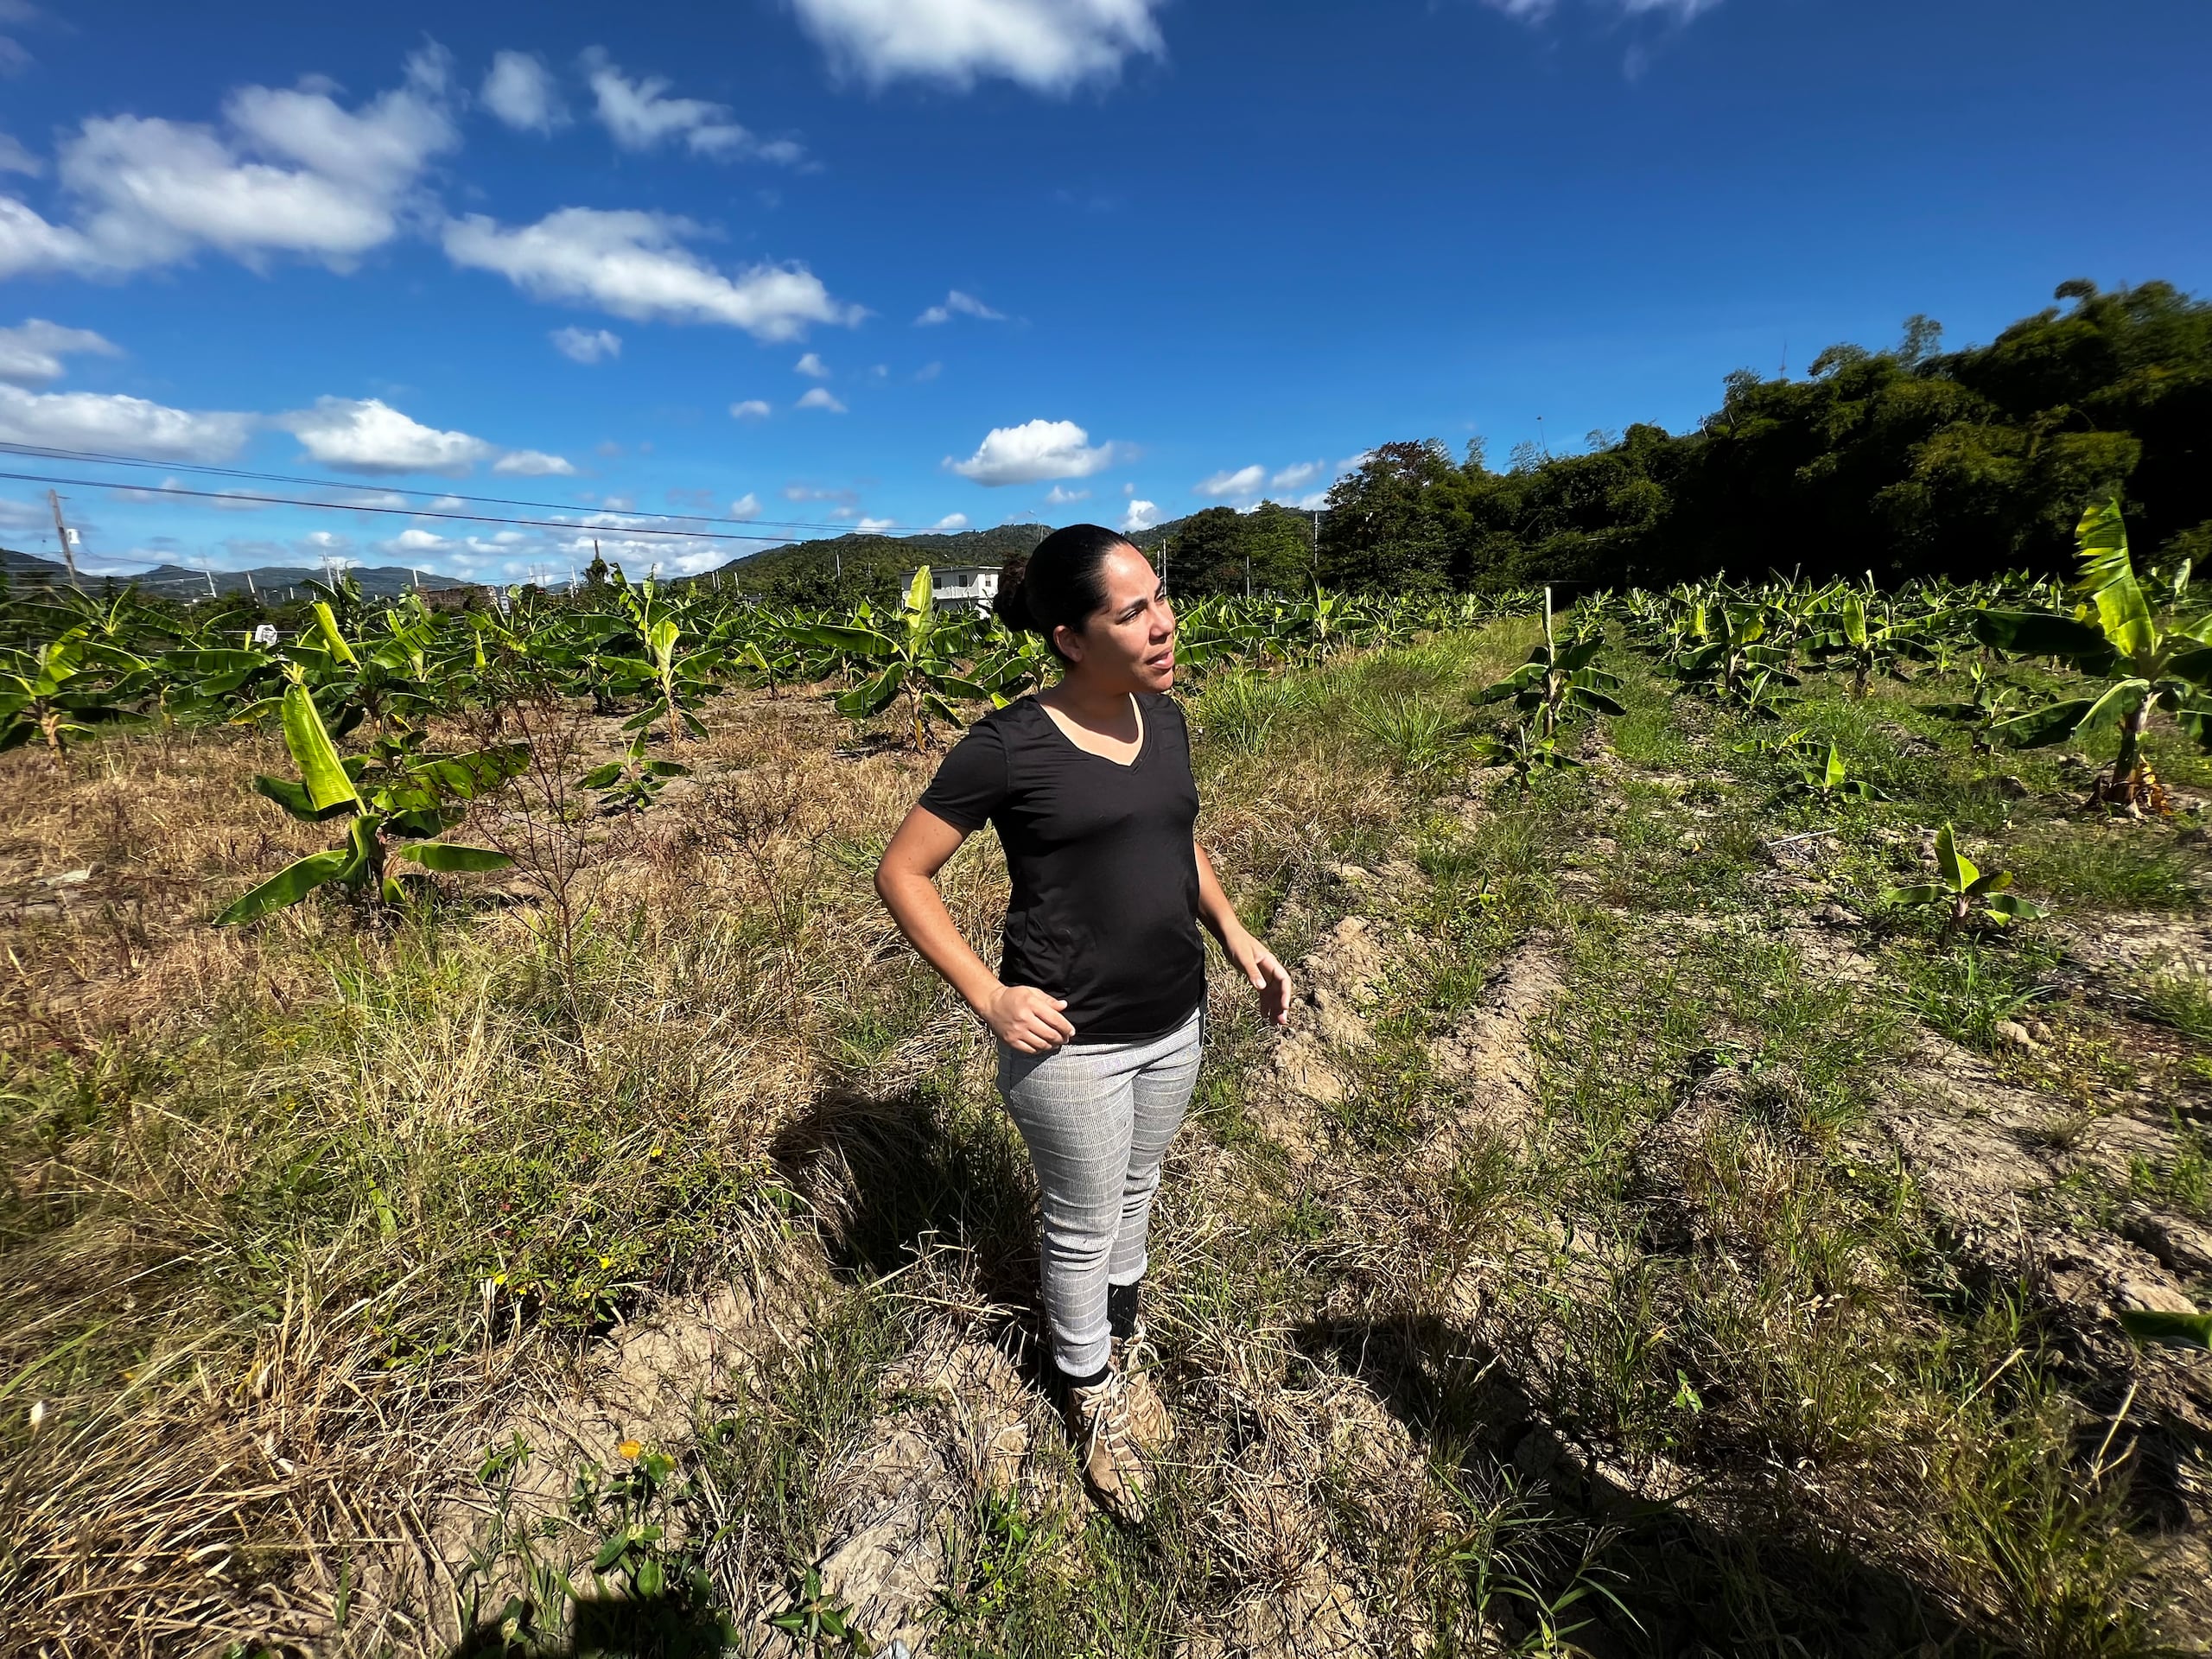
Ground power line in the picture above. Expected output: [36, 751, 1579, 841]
[0, 466, 861, 550]
[0, 441, 937, 537]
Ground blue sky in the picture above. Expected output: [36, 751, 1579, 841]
[0, 0, 2205, 583]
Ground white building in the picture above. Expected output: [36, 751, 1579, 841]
[913, 564, 1000, 614]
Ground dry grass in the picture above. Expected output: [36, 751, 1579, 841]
[2, 625, 2207, 1656]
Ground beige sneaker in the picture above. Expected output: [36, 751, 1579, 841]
[1111, 1324, 1174, 1452]
[1064, 1369, 1150, 1524]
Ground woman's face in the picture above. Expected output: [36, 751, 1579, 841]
[1054, 544, 1177, 693]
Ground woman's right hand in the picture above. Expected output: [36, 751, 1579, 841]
[984, 983, 1076, 1053]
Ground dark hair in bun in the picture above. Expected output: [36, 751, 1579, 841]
[993, 524, 1136, 661]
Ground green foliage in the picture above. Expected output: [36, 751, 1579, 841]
[1782, 741, 1889, 804]
[808, 565, 1001, 751]
[1971, 494, 2212, 804]
[216, 683, 520, 924]
[1883, 823, 2047, 935]
[577, 728, 690, 815]
[2117, 1307, 2212, 1350]
[1306, 281, 2207, 593]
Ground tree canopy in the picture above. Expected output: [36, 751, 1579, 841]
[1313, 280, 2209, 594]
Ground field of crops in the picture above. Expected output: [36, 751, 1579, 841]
[3, 502, 2211, 1656]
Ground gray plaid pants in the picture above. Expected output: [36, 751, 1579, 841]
[995, 1005, 1203, 1378]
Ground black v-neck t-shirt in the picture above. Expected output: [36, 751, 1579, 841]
[918, 693, 1205, 1045]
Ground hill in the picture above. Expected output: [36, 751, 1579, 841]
[709, 523, 1050, 606]
[0, 548, 477, 601]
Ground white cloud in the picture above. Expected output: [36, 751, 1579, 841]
[729, 398, 772, 419]
[0, 197, 95, 279]
[1270, 459, 1325, 491]
[550, 325, 620, 363]
[386, 527, 448, 552]
[1120, 499, 1160, 533]
[1617, 0, 1726, 16]
[1045, 484, 1089, 504]
[442, 207, 861, 340]
[729, 492, 761, 519]
[0, 317, 118, 386]
[0, 385, 251, 461]
[580, 48, 801, 163]
[482, 50, 569, 133]
[281, 396, 495, 475]
[1295, 490, 1330, 511]
[916, 289, 1007, 325]
[1196, 464, 1265, 499]
[948, 417, 1119, 486]
[493, 448, 577, 476]
[0, 131, 39, 175]
[788, 0, 1166, 92]
[855, 516, 897, 532]
[935, 512, 969, 530]
[796, 386, 847, 412]
[1482, 0, 1725, 22]
[39, 49, 458, 276]
[794, 350, 830, 378]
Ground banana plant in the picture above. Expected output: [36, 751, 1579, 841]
[1474, 635, 1625, 739]
[1971, 496, 2212, 809]
[216, 683, 524, 925]
[806, 567, 998, 751]
[618, 583, 707, 743]
[1813, 592, 1934, 700]
[578, 728, 690, 815]
[1471, 720, 1584, 790]
[1882, 823, 2044, 937]
[0, 630, 137, 756]
[1673, 604, 1798, 701]
[1782, 742, 1887, 804]
[1921, 665, 2022, 757]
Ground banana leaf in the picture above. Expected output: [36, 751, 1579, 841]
[281, 684, 361, 811]
[1991, 697, 2096, 747]
[391, 842, 514, 873]
[2118, 1307, 2212, 1350]
[835, 664, 905, 718]
[1971, 610, 2116, 669]
[215, 849, 353, 925]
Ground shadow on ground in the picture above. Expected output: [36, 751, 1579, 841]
[1297, 1311, 1980, 1658]
[768, 1076, 1044, 1314]
[447, 1592, 729, 1658]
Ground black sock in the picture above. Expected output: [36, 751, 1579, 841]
[1108, 1279, 1141, 1340]
[1059, 1360, 1110, 1392]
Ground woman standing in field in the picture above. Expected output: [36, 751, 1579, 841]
[874, 524, 1292, 1523]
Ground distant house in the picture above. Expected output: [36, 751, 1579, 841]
[418, 583, 496, 613]
[912, 564, 1000, 615]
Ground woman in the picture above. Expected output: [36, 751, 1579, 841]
[874, 524, 1292, 1522]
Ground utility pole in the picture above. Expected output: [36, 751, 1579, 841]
[48, 490, 79, 587]
[204, 564, 218, 600]
[245, 572, 257, 601]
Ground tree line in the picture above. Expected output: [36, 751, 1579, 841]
[1139, 280, 2208, 599]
